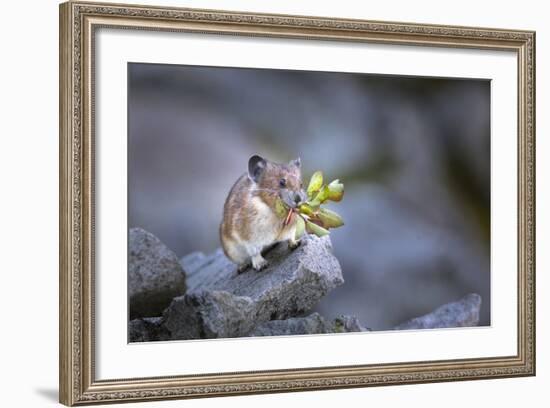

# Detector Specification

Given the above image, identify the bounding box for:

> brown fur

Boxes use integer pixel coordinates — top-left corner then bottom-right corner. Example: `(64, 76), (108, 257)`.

(220, 157), (304, 270)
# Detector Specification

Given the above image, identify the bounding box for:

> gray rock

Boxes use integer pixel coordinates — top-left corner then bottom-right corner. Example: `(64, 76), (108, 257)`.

(394, 293), (481, 330)
(180, 251), (214, 293)
(163, 291), (255, 339)
(250, 313), (368, 337)
(251, 313), (330, 336)
(332, 315), (369, 333)
(163, 234), (343, 339)
(128, 317), (171, 342)
(129, 227), (187, 319)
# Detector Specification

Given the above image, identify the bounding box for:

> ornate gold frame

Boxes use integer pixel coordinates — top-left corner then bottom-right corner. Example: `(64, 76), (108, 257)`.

(59, 1), (536, 405)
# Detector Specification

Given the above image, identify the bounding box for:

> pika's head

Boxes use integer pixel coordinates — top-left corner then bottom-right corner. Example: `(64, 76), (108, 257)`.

(248, 155), (307, 209)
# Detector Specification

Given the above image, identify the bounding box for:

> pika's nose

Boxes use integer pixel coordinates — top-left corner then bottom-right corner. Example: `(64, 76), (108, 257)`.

(293, 193), (302, 204)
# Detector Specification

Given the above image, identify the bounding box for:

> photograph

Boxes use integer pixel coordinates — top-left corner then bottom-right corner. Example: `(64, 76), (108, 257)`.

(0, 0), (543, 405)
(127, 63), (491, 342)
(57, 1), (536, 404)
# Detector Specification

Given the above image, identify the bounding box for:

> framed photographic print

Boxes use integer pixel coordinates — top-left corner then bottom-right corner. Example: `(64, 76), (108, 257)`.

(59, 1), (536, 405)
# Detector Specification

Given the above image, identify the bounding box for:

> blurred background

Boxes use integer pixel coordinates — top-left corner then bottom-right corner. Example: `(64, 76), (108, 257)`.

(128, 63), (490, 330)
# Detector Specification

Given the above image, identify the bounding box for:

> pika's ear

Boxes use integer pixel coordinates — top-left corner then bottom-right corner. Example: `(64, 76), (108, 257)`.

(248, 155), (267, 183)
(289, 157), (301, 168)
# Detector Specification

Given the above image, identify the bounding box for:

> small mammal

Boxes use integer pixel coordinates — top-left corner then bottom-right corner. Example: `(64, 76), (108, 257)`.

(220, 155), (307, 271)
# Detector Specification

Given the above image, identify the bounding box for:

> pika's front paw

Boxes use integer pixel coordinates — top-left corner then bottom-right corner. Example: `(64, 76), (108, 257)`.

(252, 255), (268, 271)
(288, 238), (301, 250)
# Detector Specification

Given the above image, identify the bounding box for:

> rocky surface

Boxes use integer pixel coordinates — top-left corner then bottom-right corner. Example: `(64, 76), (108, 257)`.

(129, 227), (187, 319)
(163, 234), (343, 339)
(393, 293), (482, 330)
(128, 317), (171, 342)
(251, 313), (368, 337)
(127, 228), (482, 342)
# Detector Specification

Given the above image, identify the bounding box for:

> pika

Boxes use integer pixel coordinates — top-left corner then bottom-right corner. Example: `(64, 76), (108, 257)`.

(220, 155), (307, 272)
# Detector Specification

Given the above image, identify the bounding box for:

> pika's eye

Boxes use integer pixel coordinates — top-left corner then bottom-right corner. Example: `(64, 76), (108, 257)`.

(279, 178), (286, 188)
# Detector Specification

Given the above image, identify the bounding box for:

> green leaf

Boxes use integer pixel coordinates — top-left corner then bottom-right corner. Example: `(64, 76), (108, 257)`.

(305, 220), (330, 237)
(307, 171), (323, 197)
(328, 179), (344, 191)
(318, 208), (344, 228)
(313, 185), (331, 205)
(327, 180), (344, 202)
(328, 191), (344, 202)
(295, 215), (306, 239)
(307, 198), (321, 208)
(298, 203), (315, 216)
(274, 198), (287, 218)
